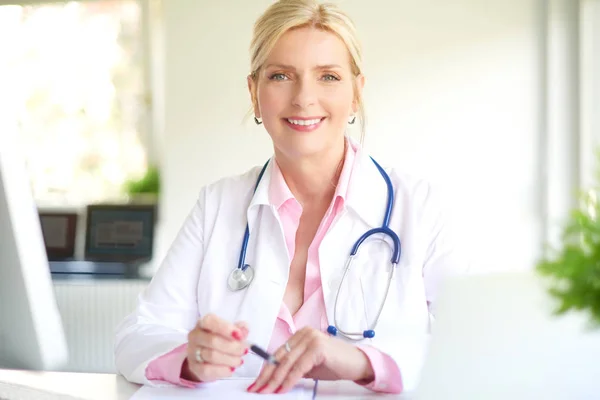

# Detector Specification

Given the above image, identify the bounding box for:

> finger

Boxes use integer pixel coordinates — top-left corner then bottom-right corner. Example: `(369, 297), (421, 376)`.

(276, 349), (319, 394)
(273, 329), (329, 394)
(199, 314), (245, 341)
(246, 356), (278, 393)
(247, 330), (309, 394)
(276, 330), (326, 394)
(259, 336), (314, 394)
(189, 361), (235, 382)
(189, 330), (248, 357)
(265, 341), (311, 394)
(234, 321), (249, 340)
(188, 345), (245, 369)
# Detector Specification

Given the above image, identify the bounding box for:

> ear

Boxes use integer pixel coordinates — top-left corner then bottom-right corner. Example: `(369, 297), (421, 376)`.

(352, 74), (365, 114)
(247, 75), (261, 118)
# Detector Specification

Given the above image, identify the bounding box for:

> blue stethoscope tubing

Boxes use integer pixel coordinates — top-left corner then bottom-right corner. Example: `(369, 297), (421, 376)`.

(228, 156), (401, 341)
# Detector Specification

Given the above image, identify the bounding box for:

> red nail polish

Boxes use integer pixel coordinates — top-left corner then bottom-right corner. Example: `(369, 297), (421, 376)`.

(232, 331), (242, 341)
(244, 348), (249, 355)
(240, 359), (244, 366)
(230, 367), (235, 372)
(247, 383), (255, 392)
(257, 384), (270, 393)
(275, 385), (283, 394)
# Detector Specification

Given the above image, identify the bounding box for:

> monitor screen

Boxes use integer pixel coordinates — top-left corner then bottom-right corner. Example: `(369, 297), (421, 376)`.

(84, 204), (156, 263)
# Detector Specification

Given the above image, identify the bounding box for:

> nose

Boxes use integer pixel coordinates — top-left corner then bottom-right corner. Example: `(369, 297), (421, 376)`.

(291, 78), (317, 109)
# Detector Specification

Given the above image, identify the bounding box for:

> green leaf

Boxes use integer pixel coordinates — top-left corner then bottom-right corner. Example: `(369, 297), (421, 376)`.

(536, 164), (600, 326)
(123, 166), (160, 195)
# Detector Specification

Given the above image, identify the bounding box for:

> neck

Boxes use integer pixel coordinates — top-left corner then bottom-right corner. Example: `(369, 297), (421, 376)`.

(275, 138), (346, 208)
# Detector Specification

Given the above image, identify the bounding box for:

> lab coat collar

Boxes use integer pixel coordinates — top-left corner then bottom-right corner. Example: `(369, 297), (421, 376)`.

(345, 143), (390, 229)
(246, 136), (389, 230)
(247, 158), (274, 211)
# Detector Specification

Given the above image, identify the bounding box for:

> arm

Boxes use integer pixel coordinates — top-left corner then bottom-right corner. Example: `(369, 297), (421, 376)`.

(114, 189), (207, 386)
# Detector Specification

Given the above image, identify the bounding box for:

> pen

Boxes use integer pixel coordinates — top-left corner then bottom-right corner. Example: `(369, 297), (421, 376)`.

(249, 343), (280, 365)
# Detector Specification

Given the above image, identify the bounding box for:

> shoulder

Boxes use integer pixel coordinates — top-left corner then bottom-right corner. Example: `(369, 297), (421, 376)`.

(386, 167), (441, 210)
(353, 145), (439, 209)
(377, 163), (451, 228)
(384, 165), (458, 246)
(201, 164), (264, 200)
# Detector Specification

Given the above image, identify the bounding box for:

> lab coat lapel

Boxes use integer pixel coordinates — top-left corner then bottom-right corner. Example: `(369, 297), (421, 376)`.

(319, 149), (389, 339)
(246, 158), (273, 228)
(233, 159), (290, 375)
(345, 149), (389, 229)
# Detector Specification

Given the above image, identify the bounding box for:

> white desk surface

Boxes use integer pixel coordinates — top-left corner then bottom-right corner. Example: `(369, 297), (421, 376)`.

(0, 369), (409, 399)
(0, 369), (139, 400)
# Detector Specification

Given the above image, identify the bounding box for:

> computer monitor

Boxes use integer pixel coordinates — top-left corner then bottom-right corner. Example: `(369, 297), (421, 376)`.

(0, 128), (68, 370)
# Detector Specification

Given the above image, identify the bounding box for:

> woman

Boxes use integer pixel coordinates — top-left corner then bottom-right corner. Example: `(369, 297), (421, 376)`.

(115, 0), (466, 395)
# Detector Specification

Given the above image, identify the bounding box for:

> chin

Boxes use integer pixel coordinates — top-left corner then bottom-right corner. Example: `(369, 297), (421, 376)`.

(268, 119), (344, 158)
(276, 136), (338, 161)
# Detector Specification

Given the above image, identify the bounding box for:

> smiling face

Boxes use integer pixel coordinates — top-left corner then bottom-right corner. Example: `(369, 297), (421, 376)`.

(248, 26), (364, 162)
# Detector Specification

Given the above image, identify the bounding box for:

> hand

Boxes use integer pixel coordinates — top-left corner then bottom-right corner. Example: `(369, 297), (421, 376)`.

(246, 327), (374, 394)
(182, 314), (249, 382)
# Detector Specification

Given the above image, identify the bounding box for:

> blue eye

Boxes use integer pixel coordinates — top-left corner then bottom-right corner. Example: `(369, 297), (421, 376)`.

(269, 73), (288, 81)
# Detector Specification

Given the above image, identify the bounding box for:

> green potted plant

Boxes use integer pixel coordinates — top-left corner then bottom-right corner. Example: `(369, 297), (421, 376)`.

(123, 165), (160, 204)
(536, 160), (600, 326)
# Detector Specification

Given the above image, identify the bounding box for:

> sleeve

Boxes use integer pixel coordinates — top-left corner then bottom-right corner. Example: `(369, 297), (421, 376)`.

(355, 345), (403, 393)
(114, 189), (207, 386)
(145, 344), (200, 388)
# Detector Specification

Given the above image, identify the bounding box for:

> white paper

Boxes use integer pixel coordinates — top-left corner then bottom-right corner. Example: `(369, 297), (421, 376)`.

(130, 378), (315, 400)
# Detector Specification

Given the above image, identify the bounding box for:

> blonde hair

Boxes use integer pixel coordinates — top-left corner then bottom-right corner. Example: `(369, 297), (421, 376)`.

(249, 0), (366, 141)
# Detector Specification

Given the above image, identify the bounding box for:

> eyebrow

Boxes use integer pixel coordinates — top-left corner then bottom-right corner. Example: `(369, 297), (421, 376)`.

(264, 63), (343, 71)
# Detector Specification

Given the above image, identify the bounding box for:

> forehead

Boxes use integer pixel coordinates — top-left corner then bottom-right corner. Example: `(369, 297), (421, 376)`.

(266, 26), (351, 69)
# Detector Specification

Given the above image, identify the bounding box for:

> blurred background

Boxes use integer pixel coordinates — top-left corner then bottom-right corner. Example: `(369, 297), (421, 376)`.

(0, 0), (598, 374)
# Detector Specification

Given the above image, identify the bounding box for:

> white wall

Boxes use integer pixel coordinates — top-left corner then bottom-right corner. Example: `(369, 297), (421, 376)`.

(155, 0), (550, 273)
(581, 0), (600, 190)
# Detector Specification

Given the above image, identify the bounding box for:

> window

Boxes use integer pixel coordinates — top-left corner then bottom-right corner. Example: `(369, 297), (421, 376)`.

(0, 0), (151, 207)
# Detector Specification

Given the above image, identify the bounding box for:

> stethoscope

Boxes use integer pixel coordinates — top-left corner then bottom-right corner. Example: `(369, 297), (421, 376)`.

(227, 157), (401, 341)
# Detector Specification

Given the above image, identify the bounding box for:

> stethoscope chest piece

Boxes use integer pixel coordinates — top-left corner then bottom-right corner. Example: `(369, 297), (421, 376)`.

(227, 265), (254, 291)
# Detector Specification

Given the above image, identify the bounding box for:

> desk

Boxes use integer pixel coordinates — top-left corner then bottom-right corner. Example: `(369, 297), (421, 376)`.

(0, 370), (409, 399)
(0, 369), (139, 400)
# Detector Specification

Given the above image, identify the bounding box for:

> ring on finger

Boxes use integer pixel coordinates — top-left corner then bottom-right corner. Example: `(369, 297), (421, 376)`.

(284, 342), (291, 353)
(195, 348), (204, 363)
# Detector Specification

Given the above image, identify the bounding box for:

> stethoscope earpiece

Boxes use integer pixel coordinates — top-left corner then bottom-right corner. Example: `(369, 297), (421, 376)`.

(327, 325), (376, 339)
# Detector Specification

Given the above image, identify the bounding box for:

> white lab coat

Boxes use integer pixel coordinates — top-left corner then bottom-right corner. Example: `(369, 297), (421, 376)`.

(114, 144), (467, 391)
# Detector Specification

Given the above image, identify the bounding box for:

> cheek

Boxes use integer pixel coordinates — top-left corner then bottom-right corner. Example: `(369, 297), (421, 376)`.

(258, 85), (288, 118)
(324, 89), (354, 120)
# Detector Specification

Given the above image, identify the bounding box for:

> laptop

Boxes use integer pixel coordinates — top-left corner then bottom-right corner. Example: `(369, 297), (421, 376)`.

(415, 271), (600, 400)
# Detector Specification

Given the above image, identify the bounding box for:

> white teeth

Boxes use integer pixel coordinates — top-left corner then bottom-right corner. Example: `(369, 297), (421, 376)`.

(287, 118), (321, 126)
